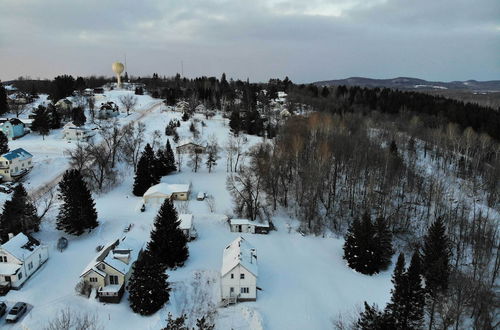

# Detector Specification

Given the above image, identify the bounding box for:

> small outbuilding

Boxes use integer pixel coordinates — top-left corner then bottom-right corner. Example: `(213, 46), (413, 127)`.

(143, 183), (191, 205)
(178, 214), (197, 241)
(229, 219), (270, 234)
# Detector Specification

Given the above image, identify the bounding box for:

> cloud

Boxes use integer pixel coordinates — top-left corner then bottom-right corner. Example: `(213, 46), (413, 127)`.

(0, 0), (498, 82)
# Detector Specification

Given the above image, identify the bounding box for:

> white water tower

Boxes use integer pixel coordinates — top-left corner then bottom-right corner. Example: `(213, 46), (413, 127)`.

(112, 61), (125, 88)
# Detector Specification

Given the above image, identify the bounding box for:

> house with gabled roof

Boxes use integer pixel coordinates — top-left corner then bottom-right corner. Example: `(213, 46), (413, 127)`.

(176, 139), (206, 154)
(221, 237), (258, 304)
(80, 236), (143, 303)
(0, 118), (26, 139)
(0, 233), (49, 292)
(143, 182), (191, 205)
(0, 148), (33, 182)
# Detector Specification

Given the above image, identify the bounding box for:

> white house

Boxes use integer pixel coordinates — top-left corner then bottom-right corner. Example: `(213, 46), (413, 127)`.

(143, 183), (191, 205)
(80, 236), (143, 303)
(62, 122), (96, 141)
(229, 219), (270, 234)
(221, 237), (258, 303)
(0, 233), (49, 291)
(0, 148), (33, 182)
(178, 214), (197, 241)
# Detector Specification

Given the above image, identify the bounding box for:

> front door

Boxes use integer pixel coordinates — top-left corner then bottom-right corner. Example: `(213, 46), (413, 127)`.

(4, 276), (10, 283)
(238, 225), (242, 232)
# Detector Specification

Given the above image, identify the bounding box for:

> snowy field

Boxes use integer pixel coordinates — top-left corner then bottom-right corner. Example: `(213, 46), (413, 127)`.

(1, 89), (394, 329)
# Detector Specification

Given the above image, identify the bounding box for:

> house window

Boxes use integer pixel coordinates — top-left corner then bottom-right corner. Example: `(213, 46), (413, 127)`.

(39, 254), (41, 260)
(230, 287), (234, 293)
(240, 287), (249, 294)
(240, 273), (245, 279)
(18, 272), (23, 280)
(28, 262), (33, 270)
(89, 277), (98, 283)
(0, 256), (6, 262)
(109, 275), (119, 285)
(230, 274), (234, 279)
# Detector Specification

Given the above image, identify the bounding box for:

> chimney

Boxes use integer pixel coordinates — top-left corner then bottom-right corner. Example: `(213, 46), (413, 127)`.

(8, 233), (14, 241)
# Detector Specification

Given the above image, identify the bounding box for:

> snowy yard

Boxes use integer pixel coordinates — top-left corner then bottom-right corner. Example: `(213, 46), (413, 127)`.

(0, 90), (394, 329)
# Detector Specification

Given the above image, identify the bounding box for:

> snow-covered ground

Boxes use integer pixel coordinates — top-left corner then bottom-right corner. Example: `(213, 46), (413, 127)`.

(0, 89), (394, 329)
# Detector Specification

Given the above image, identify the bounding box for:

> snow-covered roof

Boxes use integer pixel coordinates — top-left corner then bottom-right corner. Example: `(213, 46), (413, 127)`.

(3, 85), (17, 91)
(230, 219), (270, 227)
(143, 183), (191, 197)
(0, 118), (24, 126)
(80, 237), (143, 277)
(221, 237), (258, 277)
(176, 139), (205, 148)
(178, 214), (193, 230)
(1, 233), (38, 261)
(1, 148), (33, 161)
(0, 263), (21, 276)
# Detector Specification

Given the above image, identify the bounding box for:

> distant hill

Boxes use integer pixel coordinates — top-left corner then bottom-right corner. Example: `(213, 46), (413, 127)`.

(314, 77), (500, 92)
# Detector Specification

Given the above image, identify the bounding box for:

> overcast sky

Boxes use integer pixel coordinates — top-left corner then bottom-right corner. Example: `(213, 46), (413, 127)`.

(1, 0), (499, 83)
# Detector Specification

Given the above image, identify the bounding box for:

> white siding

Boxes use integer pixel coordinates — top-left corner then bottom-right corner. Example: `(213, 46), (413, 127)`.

(221, 264), (257, 301)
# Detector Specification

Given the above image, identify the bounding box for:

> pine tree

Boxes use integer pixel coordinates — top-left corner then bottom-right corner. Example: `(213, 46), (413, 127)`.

(72, 107), (86, 126)
(422, 217), (451, 295)
(0, 131), (9, 154)
(343, 218), (362, 272)
(56, 169), (98, 235)
(422, 217), (450, 329)
(147, 199), (189, 269)
(196, 316), (215, 330)
(31, 105), (50, 139)
(229, 110), (241, 135)
(0, 184), (39, 242)
(132, 144), (160, 196)
(359, 212), (377, 274)
(406, 252), (425, 329)
(356, 302), (391, 330)
(163, 313), (187, 330)
(165, 139), (177, 173)
(128, 251), (170, 316)
(374, 217), (393, 270)
(0, 85), (9, 115)
(47, 104), (62, 129)
(155, 148), (169, 177)
(385, 253), (408, 329)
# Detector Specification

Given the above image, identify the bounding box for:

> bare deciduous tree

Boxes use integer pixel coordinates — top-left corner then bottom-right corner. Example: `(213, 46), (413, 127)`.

(119, 94), (138, 115)
(43, 308), (102, 330)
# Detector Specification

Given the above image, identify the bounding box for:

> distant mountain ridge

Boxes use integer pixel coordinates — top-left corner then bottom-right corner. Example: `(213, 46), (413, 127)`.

(314, 77), (500, 92)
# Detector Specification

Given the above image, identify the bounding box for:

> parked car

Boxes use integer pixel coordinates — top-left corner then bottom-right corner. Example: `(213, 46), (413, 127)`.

(0, 302), (6, 317)
(0, 185), (11, 194)
(197, 192), (206, 201)
(6, 302), (27, 323)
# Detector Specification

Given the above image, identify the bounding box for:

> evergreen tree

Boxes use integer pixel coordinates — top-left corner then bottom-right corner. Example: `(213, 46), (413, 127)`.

(165, 139), (177, 173)
(422, 217), (451, 295)
(47, 104), (62, 129)
(128, 251), (170, 316)
(147, 199), (189, 269)
(406, 252), (425, 329)
(385, 253), (408, 329)
(49, 75), (75, 101)
(356, 302), (392, 330)
(0, 184), (39, 241)
(132, 144), (160, 196)
(56, 169), (98, 235)
(196, 316), (215, 330)
(344, 213), (393, 275)
(374, 216), (393, 270)
(0, 85), (9, 115)
(422, 217), (450, 329)
(163, 313), (187, 330)
(0, 131), (9, 154)
(31, 105), (50, 139)
(155, 148), (169, 177)
(229, 110), (241, 135)
(72, 106), (86, 126)
(343, 218), (362, 272)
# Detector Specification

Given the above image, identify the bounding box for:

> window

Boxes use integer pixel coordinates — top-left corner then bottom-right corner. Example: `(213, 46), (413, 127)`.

(18, 272), (23, 280)
(240, 287), (249, 294)
(28, 262), (33, 270)
(39, 254), (41, 260)
(240, 273), (245, 279)
(0, 256), (6, 262)
(230, 287), (234, 293)
(230, 274), (234, 279)
(109, 275), (119, 285)
(89, 277), (98, 283)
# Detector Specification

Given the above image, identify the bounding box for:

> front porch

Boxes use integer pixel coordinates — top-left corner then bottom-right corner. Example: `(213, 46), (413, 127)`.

(97, 284), (124, 303)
